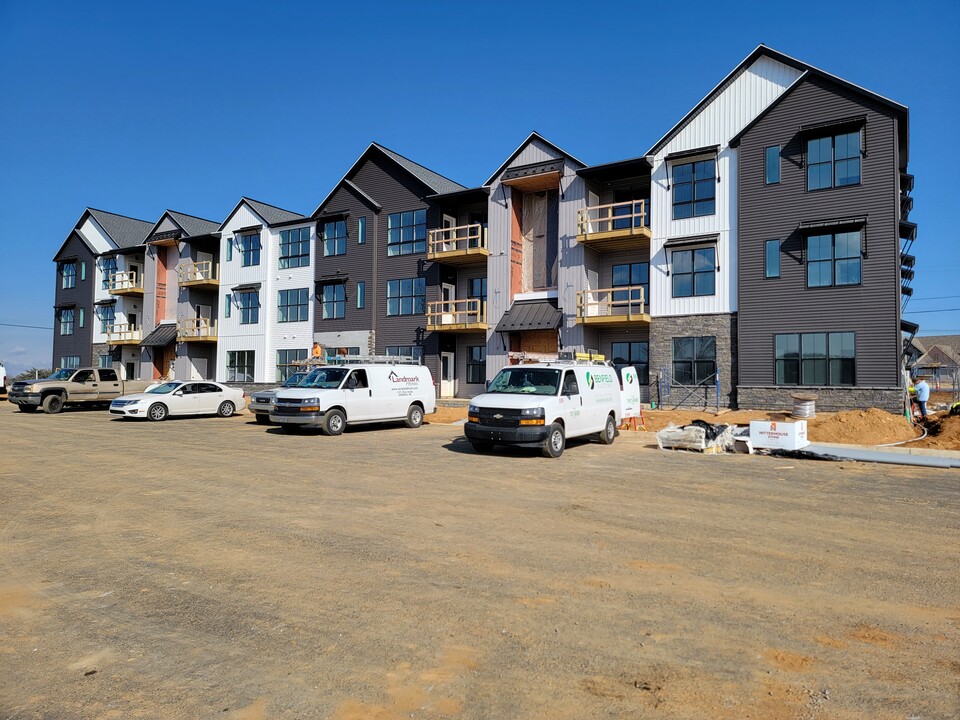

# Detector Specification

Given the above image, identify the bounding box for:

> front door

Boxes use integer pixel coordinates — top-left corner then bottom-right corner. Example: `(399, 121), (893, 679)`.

(441, 284), (456, 324)
(196, 304), (212, 336)
(196, 251), (213, 281)
(440, 352), (455, 397)
(191, 357), (207, 381)
(442, 214), (456, 252)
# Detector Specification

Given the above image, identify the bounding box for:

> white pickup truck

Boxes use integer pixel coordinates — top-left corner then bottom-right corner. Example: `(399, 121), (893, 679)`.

(8, 367), (153, 414)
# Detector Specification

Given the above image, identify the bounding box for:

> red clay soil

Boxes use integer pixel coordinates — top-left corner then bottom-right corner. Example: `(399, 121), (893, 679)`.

(913, 411), (960, 450)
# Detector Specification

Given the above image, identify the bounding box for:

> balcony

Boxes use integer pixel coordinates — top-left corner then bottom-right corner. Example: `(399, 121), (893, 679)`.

(576, 201), (651, 252)
(575, 287), (650, 327)
(178, 260), (219, 288)
(106, 323), (142, 345)
(177, 318), (218, 342)
(426, 298), (488, 333)
(108, 271), (144, 296)
(427, 224), (489, 265)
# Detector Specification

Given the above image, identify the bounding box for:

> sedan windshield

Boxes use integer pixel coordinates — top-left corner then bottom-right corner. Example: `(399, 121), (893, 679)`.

(488, 368), (561, 396)
(49, 369), (74, 381)
(300, 368), (348, 389)
(147, 382), (182, 394)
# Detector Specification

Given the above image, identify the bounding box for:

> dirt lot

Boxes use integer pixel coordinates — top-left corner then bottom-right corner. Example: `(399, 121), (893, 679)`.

(1, 403), (959, 719)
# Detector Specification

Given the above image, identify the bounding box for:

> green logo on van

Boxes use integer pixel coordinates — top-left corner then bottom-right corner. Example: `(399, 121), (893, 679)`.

(585, 372), (595, 390)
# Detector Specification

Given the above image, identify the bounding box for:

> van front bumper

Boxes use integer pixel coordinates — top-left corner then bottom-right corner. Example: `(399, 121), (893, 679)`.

(464, 422), (549, 446)
(8, 392), (41, 406)
(269, 411), (323, 426)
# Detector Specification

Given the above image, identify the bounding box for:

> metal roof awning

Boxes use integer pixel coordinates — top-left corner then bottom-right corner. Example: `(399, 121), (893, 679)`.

(799, 115), (867, 135)
(899, 220), (917, 241)
(231, 282), (262, 292)
(798, 216), (867, 231)
(663, 233), (719, 249)
(900, 319), (919, 336)
(501, 159), (564, 192)
(664, 145), (719, 162)
(495, 299), (562, 333)
(139, 323), (177, 348)
(94, 298), (117, 306)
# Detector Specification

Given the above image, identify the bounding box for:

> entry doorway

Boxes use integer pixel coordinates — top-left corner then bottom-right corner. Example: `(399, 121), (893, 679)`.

(191, 357), (207, 381)
(440, 351), (455, 397)
(441, 283), (456, 324)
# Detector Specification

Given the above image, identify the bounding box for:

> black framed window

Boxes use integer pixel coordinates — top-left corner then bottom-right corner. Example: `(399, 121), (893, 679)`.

(323, 220), (347, 257)
(765, 146), (781, 184)
(98, 354), (113, 369)
(468, 277), (487, 302)
(278, 288), (309, 323)
(62, 262), (77, 289)
(101, 257), (117, 289)
(223, 294), (231, 319)
(60, 356), (81, 370)
(612, 262), (649, 308)
(98, 305), (115, 333)
(239, 233), (261, 267)
(611, 341), (649, 385)
(776, 332), (855, 386)
(386, 278), (426, 316)
(765, 240), (780, 278)
(279, 227), (310, 268)
(226, 350), (255, 382)
(807, 130), (861, 191)
(672, 336), (716, 386)
(807, 231), (861, 287)
(78, 307), (85, 328)
(358, 217), (367, 244)
(467, 346), (486, 384)
(672, 159), (715, 219)
(276, 348), (308, 382)
(387, 209), (427, 256)
(238, 290), (259, 324)
(357, 281), (365, 309)
(319, 282), (346, 320)
(59, 308), (74, 335)
(386, 345), (424, 361)
(671, 247), (715, 297)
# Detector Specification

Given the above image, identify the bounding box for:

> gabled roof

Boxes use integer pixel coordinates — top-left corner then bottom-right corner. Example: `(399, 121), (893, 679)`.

(312, 142), (466, 216)
(916, 335), (960, 357)
(219, 197), (304, 231)
(53, 207), (153, 261)
(917, 344), (960, 369)
(87, 208), (154, 249)
(313, 178), (382, 218)
(483, 132), (586, 187)
(146, 210), (219, 240)
(647, 44), (908, 157)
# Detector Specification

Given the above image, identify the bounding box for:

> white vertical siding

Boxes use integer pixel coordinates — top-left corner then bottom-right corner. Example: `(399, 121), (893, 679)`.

(216, 203), (270, 382)
(649, 55), (802, 318)
(266, 223), (314, 383)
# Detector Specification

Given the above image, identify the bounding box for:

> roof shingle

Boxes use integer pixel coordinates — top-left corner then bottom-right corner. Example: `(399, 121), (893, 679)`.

(88, 208), (154, 249)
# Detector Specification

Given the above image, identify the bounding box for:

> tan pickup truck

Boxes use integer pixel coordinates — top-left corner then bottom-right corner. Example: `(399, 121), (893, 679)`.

(8, 368), (153, 414)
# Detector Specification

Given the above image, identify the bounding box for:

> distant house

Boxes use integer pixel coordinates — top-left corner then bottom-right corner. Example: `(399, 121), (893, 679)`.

(914, 336), (960, 382)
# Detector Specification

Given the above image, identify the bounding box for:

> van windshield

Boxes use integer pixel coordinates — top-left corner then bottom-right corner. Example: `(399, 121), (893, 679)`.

(300, 368), (348, 389)
(488, 368), (561, 396)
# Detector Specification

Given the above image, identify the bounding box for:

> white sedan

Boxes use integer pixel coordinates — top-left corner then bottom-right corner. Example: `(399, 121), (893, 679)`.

(109, 381), (245, 421)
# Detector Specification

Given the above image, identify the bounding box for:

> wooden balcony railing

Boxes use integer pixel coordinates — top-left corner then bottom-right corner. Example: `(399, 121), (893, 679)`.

(427, 224), (489, 264)
(106, 323), (141, 344)
(177, 318), (217, 340)
(107, 271), (144, 294)
(178, 260), (218, 286)
(426, 298), (488, 332)
(576, 286), (649, 325)
(576, 201), (650, 250)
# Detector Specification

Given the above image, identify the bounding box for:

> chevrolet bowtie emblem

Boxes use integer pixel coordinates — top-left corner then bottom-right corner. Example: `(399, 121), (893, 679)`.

(493, 413), (503, 419)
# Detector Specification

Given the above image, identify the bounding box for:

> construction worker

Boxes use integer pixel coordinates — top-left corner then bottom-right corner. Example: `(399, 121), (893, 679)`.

(311, 342), (323, 359)
(914, 377), (930, 419)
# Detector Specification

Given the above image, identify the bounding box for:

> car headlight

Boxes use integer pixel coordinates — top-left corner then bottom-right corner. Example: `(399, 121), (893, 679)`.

(24, 385), (36, 392)
(520, 407), (544, 417)
(302, 398), (320, 405)
(468, 404), (479, 414)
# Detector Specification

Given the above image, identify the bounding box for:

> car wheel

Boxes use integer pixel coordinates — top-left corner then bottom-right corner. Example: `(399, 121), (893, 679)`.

(18, 404), (38, 413)
(255, 414), (272, 425)
(42, 394), (64, 414)
(541, 423), (565, 458)
(147, 403), (168, 422)
(217, 401), (235, 418)
(598, 414), (617, 445)
(322, 409), (346, 436)
(470, 440), (494, 454)
(405, 403), (424, 429)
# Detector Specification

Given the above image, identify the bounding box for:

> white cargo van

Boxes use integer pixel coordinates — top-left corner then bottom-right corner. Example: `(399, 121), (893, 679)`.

(269, 357), (436, 435)
(465, 361), (629, 458)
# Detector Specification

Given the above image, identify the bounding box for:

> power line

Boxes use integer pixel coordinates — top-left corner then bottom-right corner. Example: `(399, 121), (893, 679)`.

(909, 295), (960, 301)
(904, 308), (960, 314)
(0, 322), (53, 330)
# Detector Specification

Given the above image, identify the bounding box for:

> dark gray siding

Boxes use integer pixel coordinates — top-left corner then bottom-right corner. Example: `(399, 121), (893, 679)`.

(52, 233), (95, 367)
(737, 75), (903, 390)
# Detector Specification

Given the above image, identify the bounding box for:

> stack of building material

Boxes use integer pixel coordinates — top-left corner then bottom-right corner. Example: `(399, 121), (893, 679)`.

(656, 422), (734, 454)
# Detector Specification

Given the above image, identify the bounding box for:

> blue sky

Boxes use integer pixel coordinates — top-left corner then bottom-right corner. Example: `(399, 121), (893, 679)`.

(0, 0), (956, 377)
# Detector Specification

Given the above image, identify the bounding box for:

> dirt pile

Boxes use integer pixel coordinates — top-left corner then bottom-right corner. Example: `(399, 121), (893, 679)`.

(427, 405), (469, 424)
(914, 411), (960, 450)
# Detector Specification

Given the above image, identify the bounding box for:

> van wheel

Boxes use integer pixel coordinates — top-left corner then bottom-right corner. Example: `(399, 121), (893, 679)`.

(322, 409), (346, 436)
(42, 394), (64, 414)
(598, 414), (617, 445)
(405, 404), (424, 429)
(255, 414), (272, 425)
(542, 423), (565, 458)
(18, 405), (38, 413)
(217, 401), (235, 418)
(147, 403), (168, 422)
(470, 440), (494, 454)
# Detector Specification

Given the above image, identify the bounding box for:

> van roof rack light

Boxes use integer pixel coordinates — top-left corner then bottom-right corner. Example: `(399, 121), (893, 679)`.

(293, 354), (422, 367)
